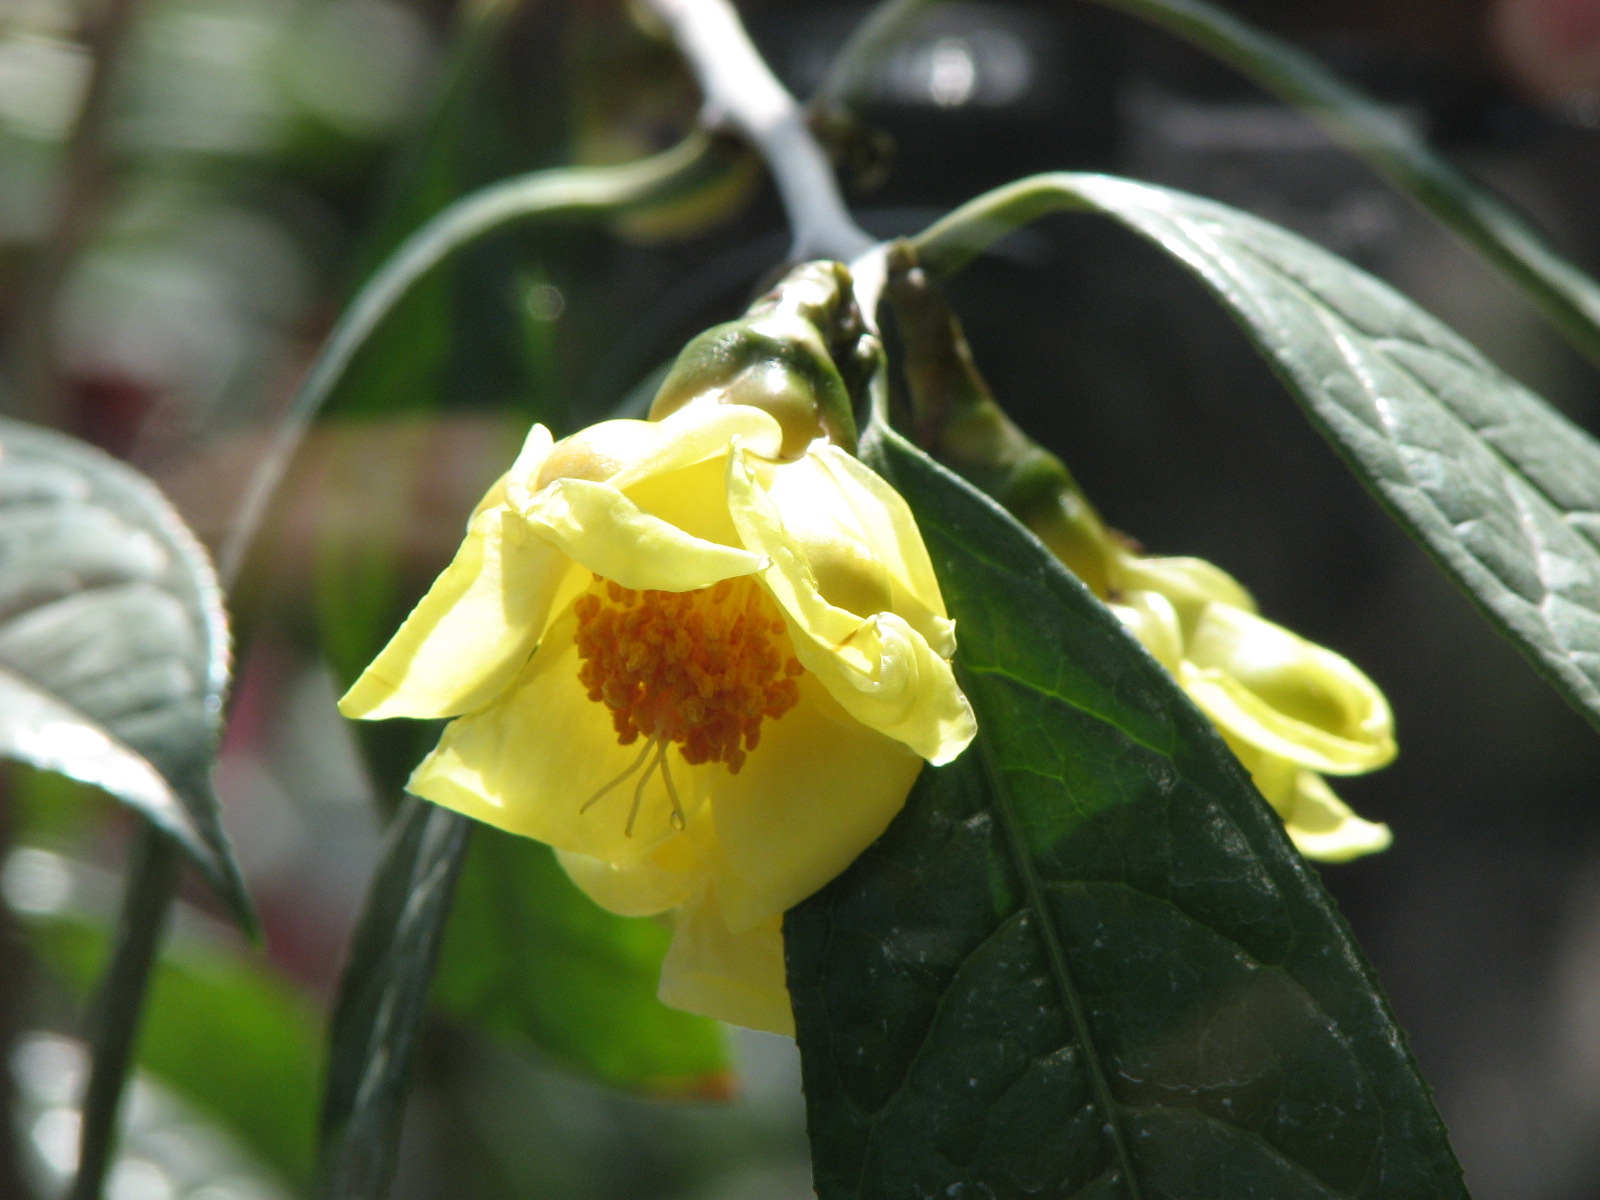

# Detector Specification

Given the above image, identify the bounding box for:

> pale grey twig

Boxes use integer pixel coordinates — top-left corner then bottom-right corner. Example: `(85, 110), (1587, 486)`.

(644, 0), (873, 263)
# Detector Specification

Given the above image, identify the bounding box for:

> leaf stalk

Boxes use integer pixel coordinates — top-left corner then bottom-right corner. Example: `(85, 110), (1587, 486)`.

(68, 822), (181, 1200)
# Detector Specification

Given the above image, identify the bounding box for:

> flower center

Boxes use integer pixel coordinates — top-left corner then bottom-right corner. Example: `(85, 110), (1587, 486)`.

(574, 575), (804, 778)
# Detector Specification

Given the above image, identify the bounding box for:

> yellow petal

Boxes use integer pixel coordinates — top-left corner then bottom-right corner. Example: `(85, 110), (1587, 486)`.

(1224, 740), (1390, 861)
(406, 609), (707, 865)
(524, 405), (781, 495)
(1119, 554), (1257, 631)
(727, 448), (976, 765)
(338, 507), (570, 720)
(521, 478), (762, 593)
(556, 836), (710, 918)
(1223, 736), (1297, 818)
(1281, 771), (1393, 862)
(659, 888), (792, 1036)
(1111, 589), (1184, 672)
(478, 423), (556, 518)
(707, 676), (922, 932)
(619, 453), (744, 550)
(779, 446), (956, 656)
(761, 457), (897, 620)
(1179, 604), (1396, 774)
(611, 402), (784, 486)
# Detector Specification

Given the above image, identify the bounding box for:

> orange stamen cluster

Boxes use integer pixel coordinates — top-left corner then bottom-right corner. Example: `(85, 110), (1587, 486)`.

(574, 575), (804, 774)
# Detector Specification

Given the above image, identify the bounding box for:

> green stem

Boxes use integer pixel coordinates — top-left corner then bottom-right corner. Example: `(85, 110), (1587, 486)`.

(216, 134), (740, 588)
(68, 822), (180, 1200)
(882, 242), (1118, 595)
(0, 775), (32, 1200)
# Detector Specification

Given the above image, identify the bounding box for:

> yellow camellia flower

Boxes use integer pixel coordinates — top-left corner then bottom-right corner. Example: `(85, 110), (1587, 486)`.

(339, 400), (976, 1035)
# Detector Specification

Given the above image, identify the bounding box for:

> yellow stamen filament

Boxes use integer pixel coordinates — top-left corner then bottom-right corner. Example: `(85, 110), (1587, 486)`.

(574, 576), (805, 794)
(626, 744), (658, 838)
(580, 739), (654, 815)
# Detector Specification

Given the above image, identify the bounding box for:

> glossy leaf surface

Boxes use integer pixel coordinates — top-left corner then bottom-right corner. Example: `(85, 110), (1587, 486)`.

(785, 428), (1466, 1200)
(919, 172), (1600, 736)
(436, 827), (730, 1095)
(0, 419), (248, 923)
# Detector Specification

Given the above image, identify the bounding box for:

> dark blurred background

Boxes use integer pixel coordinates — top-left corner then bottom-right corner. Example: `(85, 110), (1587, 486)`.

(6, 0), (1600, 1197)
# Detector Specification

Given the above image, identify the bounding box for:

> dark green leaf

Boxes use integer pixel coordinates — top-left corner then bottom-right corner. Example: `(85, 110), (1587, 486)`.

(321, 794), (472, 1200)
(0, 418), (250, 927)
(1085, 0), (1600, 364)
(22, 853), (321, 1190)
(785, 427), (1466, 1200)
(918, 172), (1600, 737)
(436, 826), (731, 1097)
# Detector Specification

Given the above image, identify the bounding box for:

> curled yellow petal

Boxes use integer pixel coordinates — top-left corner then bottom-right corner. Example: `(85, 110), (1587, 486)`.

(521, 478), (763, 593)
(1225, 738), (1391, 862)
(474, 423), (557, 519)
(659, 889), (792, 1036)
(727, 448), (976, 765)
(527, 403), (781, 500)
(1119, 554), (1257, 629)
(1111, 589), (1184, 673)
(1179, 604), (1395, 775)
(1279, 771), (1393, 862)
(786, 446), (956, 656)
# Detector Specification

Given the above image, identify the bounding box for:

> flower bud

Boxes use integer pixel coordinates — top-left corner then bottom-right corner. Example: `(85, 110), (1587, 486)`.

(649, 262), (862, 458)
(1105, 551), (1394, 860)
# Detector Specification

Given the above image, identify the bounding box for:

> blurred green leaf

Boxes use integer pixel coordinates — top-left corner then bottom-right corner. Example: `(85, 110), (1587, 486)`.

(436, 826), (731, 1097)
(0, 418), (251, 929)
(24, 875), (320, 1191)
(329, 0), (527, 425)
(321, 794), (472, 1200)
(308, 0), (529, 730)
(919, 172), (1600, 739)
(785, 427), (1466, 1199)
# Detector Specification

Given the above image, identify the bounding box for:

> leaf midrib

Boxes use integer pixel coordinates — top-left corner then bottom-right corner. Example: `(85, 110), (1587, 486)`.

(964, 662), (1144, 1200)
